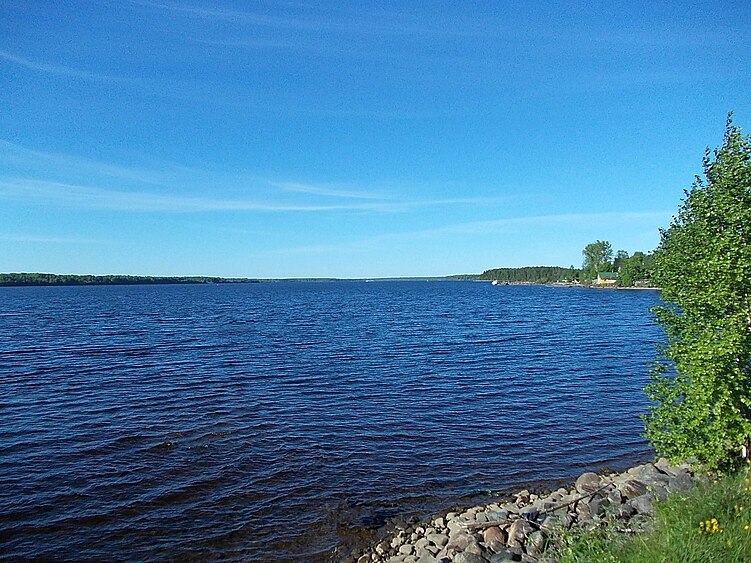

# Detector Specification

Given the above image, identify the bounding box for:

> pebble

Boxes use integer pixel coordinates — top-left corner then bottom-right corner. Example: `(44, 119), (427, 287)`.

(352, 459), (698, 563)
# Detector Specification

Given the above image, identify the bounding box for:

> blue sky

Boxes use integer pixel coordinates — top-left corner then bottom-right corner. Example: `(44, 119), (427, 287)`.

(1, 1), (750, 278)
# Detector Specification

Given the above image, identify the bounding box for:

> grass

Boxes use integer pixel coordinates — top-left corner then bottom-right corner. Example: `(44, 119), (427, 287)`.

(548, 466), (751, 563)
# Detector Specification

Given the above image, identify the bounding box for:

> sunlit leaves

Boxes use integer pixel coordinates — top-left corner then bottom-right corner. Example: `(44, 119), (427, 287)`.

(644, 116), (751, 469)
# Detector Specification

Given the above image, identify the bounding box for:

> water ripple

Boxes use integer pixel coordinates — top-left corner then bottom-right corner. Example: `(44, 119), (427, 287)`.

(0, 282), (661, 561)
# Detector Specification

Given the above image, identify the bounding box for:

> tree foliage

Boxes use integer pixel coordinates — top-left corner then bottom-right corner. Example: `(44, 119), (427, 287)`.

(644, 116), (751, 469)
(0, 273), (256, 286)
(479, 266), (579, 284)
(582, 240), (613, 280)
(617, 251), (655, 287)
(613, 250), (630, 272)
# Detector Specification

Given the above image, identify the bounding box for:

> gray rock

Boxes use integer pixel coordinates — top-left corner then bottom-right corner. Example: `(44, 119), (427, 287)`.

(454, 553), (487, 563)
(441, 530), (473, 555)
(629, 494), (655, 516)
(619, 479), (648, 499)
(654, 458), (694, 479)
(666, 471), (695, 493)
(447, 520), (465, 536)
(466, 538), (486, 556)
(487, 510), (509, 522)
(474, 511), (489, 524)
(434, 516), (446, 528)
(575, 472), (602, 494)
(490, 547), (523, 562)
(399, 544), (414, 556)
(426, 533), (448, 548)
(503, 503), (520, 514)
(415, 551), (438, 563)
(653, 483), (669, 501)
(629, 464), (670, 486)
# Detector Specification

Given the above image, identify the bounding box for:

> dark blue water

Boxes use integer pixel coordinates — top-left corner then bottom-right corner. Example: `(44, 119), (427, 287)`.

(0, 282), (660, 561)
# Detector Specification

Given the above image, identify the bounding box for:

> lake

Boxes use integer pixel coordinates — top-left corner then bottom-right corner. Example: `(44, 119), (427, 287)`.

(0, 281), (661, 561)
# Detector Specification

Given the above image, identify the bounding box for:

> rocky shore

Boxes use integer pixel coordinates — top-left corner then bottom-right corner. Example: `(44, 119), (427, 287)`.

(345, 459), (698, 563)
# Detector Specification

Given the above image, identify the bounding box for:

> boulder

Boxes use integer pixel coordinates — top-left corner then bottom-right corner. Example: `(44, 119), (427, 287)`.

(619, 479), (648, 499)
(575, 472), (602, 494)
(628, 464), (670, 487)
(666, 471), (695, 493)
(399, 544), (414, 556)
(426, 533), (448, 548)
(487, 510), (510, 522)
(629, 494), (655, 516)
(489, 547), (523, 562)
(474, 511), (489, 524)
(454, 553), (487, 563)
(438, 530), (482, 560)
(447, 520), (464, 536)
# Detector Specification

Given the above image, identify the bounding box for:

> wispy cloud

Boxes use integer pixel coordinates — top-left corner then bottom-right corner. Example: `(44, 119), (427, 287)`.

(0, 140), (170, 186)
(398, 211), (672, 238)
(0, 142), (508, 213)
(269, 181), (389, 200)
(0, 233), (109, 244)
(132, 0), (464, 37)
(0, 50), (124, 82)
(260, 210), (670, 257)
(0, 178), (377, 212)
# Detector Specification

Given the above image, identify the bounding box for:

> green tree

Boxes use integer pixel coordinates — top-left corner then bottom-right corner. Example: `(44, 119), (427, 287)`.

(582, 240), (613, 280)
(644, 116), (751, 469)
(617, 251), (648, 287)
(613, 250), (629, 272)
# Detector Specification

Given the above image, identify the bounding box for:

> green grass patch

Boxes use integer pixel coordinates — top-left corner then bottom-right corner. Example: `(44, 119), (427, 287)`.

(549, 467), (751, 563)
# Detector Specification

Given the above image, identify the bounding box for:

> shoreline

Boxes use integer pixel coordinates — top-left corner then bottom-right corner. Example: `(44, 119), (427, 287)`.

(339, 459), (697, 563)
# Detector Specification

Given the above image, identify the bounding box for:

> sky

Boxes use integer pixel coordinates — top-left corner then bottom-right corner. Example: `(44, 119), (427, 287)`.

(1, 1), (750, 278)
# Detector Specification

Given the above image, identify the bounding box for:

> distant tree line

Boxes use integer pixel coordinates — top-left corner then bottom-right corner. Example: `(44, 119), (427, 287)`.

(0, 273), (258, 286)
(478, 266), (580, 284)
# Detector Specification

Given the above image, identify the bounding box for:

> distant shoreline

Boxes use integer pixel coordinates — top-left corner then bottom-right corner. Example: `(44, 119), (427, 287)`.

(0, 273), (659, 290)
(0, 273), (475, 287)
